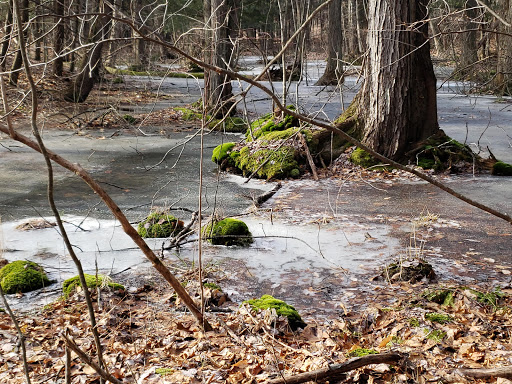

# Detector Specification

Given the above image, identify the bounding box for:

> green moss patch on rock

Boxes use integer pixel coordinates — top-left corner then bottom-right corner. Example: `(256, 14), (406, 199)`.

(212, 142), (236, 164)
(349, 147), (379, 168)
(0, 260), (51, 294)
(234, 145), (300, 180)
(137, 211), (184, 238)
(202, 218), (253, 246)
(492, 161), (512, 176)
(244, 294), (306, 330)
(173, 107), (248, 133)
(248, 110), (299, 140)
(62, 274), (124, 298)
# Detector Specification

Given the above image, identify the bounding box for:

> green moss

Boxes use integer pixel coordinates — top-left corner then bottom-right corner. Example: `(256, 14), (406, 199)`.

(203, 282), (222, 291)
(202, 218), (253, 246)
(350, 148), (379, 168)
(492, 161), (512, 176)
(425, 329), (446, 342)
(260, 127), (300, 142)
(173, 107), (247, 133)
(212, 142), (236, 163)
(235, 146), (299, 180)
(155, 368), (174, 376)
(413, 133), (475, 171)
(62, 274), (124, 298)
(122, 114), (136, 124)
(469, 287), (505, 311)
(220, 117), (248, 133)
(244, 294), (306, 329)
(175, 107), (202, 121)
(0, 260), (51, 294)
(423, 289), (455, 307)
(425, 312), (452, 324)
(137, 212), (184, 238)
(348, 348), (378, 357)
(408, 318), (420, 327)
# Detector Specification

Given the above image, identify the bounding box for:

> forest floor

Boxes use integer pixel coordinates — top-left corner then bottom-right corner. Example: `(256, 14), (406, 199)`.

(2, 74), (512, 383)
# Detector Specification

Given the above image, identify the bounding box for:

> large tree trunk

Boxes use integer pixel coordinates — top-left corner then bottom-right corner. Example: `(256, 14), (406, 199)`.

(345, 0), (438, 161)
(64, 0), (109, 103)
(316, 0), (342, 85)
(495, 0), (512, 95)
(203, 0), (236, 117)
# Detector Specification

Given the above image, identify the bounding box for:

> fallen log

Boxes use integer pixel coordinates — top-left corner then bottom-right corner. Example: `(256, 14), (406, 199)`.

(267, 352), (404, 384)
(454, 366), (512, 380)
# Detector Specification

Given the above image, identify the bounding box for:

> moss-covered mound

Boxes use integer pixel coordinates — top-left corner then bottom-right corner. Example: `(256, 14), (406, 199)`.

(245, 294), (306, 330)
(62, 274), (124, 298)
(407, 131), (477, 172)
(211, 108), (314, 180)
(202, 218), (253, 246)
(233, 145), (301, 180)
(212, 142), (237, 164)
(0, 260), (51, 294)
(137, 211), (184, 238)
(492, 161), (512, 176)
(174, 107), (248, 133)
(247, 110), (299, 140)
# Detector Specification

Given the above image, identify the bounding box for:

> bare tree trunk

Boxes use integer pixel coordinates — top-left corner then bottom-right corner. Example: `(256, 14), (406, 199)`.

(495, 0), (512, 95)
(316, 0), (342, 85)
(53, 0), (65, 76)
(64, 0), (109, 102)
(345, 0), (359, 58)
(203, 0), (235, 117)
(9, 0), (28, 86)
(33, 2), (42, 61)
(0, 0), (13, 69)
(457, 0), (479, 78)
(354, 0), (438, 160)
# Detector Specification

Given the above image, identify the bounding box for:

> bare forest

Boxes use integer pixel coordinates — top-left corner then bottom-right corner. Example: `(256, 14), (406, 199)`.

(0, 0), (512, 383)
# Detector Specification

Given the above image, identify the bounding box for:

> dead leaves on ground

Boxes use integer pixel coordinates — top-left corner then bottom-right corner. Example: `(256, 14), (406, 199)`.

(1, 281), (512, 383)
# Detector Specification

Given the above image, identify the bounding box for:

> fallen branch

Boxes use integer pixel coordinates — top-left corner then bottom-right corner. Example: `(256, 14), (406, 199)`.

(62, 334), (126, 384)
(455, 366), (512, 380)
(266, 352), (405, 384)
(255, 182), (282, 206)
(299, 132), (318, 180)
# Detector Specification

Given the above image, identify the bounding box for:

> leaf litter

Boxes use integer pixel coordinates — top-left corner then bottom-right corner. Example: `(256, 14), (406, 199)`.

(2, 268), (512, 383)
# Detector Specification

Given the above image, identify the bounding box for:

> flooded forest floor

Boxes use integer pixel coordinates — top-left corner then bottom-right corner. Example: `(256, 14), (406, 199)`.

(1, 70), (512, 383)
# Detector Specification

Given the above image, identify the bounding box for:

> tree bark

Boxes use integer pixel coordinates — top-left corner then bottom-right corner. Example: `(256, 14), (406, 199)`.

(53, 0), (65, 76)
(0, 0), (13, 69)
(354, 0), (438, 160)
(457, 0), (479, 78)
(203, 0), (236, 117)
(495, 0), (512, 95)
(9, 0), (28, 86)
(64, 0), (109, 102)
(316, 0), (342, 85)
